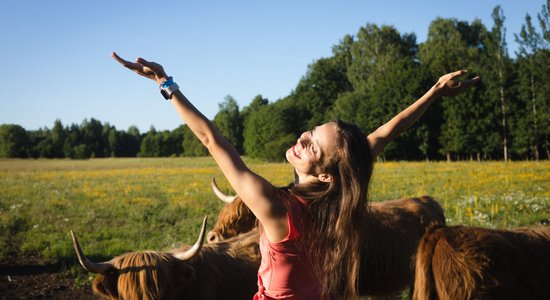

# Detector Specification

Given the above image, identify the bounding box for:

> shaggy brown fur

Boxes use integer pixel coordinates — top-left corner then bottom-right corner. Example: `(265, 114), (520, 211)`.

(413, 225), (550, 300)
(209, 195), (446, 297)
(207, 197), (257, 243)
(91, 229), (260, 300)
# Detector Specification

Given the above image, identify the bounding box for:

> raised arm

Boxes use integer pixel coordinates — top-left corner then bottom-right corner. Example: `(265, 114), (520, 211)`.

(367, 70), (480, 157)
(112, 53), (288, 240)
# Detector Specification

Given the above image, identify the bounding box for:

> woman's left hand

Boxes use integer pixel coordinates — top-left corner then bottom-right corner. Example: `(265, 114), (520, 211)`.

(112, 52), (169, 84)
(433, 70), (481, 97)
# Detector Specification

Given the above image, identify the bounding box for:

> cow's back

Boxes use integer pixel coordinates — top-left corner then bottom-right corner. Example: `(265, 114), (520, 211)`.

(413, 225), (550, 300)
(359, 196), (445, 296)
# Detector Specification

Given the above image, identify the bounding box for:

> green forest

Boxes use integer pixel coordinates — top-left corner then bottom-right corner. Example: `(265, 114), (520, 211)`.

(1, 5), (549, 161)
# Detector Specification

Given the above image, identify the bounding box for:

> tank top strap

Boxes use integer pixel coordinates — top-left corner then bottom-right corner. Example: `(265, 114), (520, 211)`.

(276, 189), (308, 241)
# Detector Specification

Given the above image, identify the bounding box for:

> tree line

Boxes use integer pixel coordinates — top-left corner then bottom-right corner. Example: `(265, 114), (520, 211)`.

(1, 4), (549, 161)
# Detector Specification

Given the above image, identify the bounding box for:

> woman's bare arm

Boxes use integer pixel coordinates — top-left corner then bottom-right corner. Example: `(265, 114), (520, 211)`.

(367, 70), (480, 157)
(112, 53), (289, 241)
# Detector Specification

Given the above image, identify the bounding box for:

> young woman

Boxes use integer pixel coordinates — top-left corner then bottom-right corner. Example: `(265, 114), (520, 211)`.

(112, 52), (479, 300)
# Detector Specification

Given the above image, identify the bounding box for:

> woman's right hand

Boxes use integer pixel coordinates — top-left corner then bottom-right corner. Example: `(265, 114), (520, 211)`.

(112, 52), (169, 85)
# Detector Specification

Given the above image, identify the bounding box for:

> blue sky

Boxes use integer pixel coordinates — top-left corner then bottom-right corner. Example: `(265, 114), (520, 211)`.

(0, 0), (546, 132)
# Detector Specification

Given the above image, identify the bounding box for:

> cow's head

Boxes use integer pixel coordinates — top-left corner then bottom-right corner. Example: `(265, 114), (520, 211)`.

(71, 217), (208, 300)
(207, 179), (256, 243)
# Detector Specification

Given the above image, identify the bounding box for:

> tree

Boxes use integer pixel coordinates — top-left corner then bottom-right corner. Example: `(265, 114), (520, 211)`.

(31, 120), (68, 158)
(28, 128), (47, 158)
(159, 129), (183, 157)
(213, 96), (244, 154)
(139, 126), (159, 157)
(292, 55), (352, 129)
(114, 126), (141, 157)
(105, 125), (118, 157)
(63, 124), (83, 159)
(243, 101), (299, 161)
(478, 6), (512, 161)
(347, 24), (417, 90)
(419, 18), (485, 160)
(491, 6), (510, 160)
(515, 14), (546, 160)
(330, 24), (435, 160)
(80, 118), (107, 158)
(538, 0), (550, 159)
(50, 120), (66, 158)
(35, 128), (54, 158)
(0, 124), (29, 158)
(540, 0), (550, 43)
(241, 95), (269, 127)
(182, 125), (208, 157)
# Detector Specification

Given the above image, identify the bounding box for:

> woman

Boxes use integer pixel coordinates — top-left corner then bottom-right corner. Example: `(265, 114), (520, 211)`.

(112, 52), (479, 299)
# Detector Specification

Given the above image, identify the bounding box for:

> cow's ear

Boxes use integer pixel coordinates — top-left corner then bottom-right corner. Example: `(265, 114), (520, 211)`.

(92, 271), (119, 298)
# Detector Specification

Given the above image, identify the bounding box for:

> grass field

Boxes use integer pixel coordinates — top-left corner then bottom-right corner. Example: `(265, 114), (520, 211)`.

(1, 158), (549, 279)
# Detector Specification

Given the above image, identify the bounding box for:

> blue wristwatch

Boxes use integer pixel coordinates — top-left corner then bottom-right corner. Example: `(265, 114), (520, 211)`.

(160, 77), (179, 100)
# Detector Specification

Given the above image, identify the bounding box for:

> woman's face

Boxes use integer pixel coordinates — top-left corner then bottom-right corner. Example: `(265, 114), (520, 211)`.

(286, 122), (338, 183)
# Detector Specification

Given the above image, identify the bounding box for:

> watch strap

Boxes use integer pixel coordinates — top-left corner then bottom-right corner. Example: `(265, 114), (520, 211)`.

(160, 81), (179, 100)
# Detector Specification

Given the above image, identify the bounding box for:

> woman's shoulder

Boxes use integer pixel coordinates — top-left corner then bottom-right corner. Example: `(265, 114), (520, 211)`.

(276, 188), (308, 212)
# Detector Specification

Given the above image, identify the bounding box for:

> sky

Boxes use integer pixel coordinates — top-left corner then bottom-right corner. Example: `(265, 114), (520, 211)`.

(0, 0), (547, 132)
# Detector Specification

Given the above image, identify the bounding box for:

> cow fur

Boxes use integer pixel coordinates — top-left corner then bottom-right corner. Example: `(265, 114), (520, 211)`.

(209, 194), (446, 297)
(89, 229), (260, 300)
(207, 197), (257, 243)
(359, 196), (445, 296)
(413, 225), (550, 300)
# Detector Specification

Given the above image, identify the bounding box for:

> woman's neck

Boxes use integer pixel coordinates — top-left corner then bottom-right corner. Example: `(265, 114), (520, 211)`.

(294, 170), (319, 185)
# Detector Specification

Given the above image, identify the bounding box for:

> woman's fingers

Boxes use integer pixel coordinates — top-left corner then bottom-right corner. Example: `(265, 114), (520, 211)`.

(111, 52), (125, 63)
(451, 75), (481, 96)
(112, 52), (138, 69)
(136, 57), (166, 77)
(112, 52), (158, 80)
(450, 70), (467, 79)
(436, 71), (480, 97)
(468, 76), (481, 83)
(458, 76), (480, 88)
(112, 52), (144, 73)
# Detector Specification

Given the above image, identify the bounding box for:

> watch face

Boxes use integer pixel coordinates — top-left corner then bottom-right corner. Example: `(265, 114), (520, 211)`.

(160, 89), (170, 100)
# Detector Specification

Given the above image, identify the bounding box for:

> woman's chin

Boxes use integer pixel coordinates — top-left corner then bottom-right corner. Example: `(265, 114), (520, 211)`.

(285, 149), (295, 165)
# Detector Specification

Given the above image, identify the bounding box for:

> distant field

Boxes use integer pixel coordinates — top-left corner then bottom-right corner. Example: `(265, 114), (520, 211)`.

(1, 158), (548, 268)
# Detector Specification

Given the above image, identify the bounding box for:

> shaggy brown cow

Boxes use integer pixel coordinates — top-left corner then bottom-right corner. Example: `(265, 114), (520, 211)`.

(208, 179), (446, 297)
(207, 179), (257, 243)
(71, 217), (261, 300)
(413, 225), (550, 300)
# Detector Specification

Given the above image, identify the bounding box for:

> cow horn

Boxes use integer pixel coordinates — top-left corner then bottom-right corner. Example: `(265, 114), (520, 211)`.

(174, 216), (208, 261)
(211, 178), (238, 203)
(70, 231), (113, 274)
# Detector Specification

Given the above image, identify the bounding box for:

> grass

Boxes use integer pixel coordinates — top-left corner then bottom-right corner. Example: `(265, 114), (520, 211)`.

(1, 158), (548, 270)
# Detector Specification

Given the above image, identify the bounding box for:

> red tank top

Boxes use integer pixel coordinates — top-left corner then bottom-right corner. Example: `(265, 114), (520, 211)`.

(253, 189), (324, 300)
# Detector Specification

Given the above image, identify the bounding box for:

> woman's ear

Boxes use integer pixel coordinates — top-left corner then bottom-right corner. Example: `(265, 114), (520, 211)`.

(318, 173), (334, 183)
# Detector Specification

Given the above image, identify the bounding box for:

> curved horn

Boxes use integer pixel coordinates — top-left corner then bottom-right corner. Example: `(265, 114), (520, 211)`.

(174, 216), (208, 261)
(211, 178), (238, 203)
(70, 231), (113, 274)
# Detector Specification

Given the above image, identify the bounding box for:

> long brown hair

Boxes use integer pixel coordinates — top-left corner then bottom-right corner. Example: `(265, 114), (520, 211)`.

(291, 120), (373, 299)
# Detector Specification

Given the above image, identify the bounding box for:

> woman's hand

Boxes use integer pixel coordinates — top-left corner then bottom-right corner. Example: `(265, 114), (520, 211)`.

(112, 52), (169, 84)
(433, 70), (481, 97)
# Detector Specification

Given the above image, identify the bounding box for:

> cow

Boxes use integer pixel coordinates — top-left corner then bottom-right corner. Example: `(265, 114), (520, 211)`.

(413, 225), (550, 300)
(71, 216), (261, 300)
(208, 179), (257, 244)
(208, 179), (447, 297)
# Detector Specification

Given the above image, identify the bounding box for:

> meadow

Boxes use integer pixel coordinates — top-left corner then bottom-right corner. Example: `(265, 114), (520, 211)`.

(1, 158), (548, 282)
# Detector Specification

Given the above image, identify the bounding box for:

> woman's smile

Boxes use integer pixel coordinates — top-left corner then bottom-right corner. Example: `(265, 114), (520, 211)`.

(292, 145), (301, 159)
